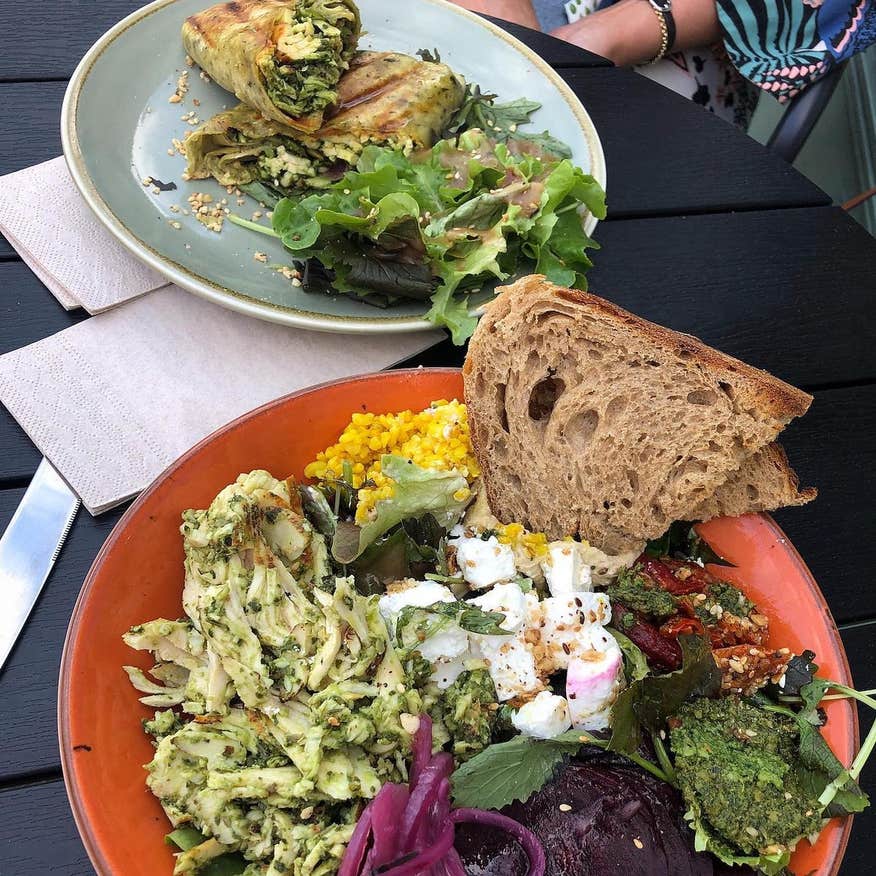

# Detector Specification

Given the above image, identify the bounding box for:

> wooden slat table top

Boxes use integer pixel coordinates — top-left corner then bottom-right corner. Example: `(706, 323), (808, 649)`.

(0, 4), (873, 874)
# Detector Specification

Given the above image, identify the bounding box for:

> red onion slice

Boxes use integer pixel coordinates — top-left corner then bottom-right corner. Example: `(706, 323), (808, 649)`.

(370, 783), (411, 865)
(409, 713), (433, 787)
(400, 755), (453, 849)
(442, 847), (468, 876)
(338, 801), (374, 876)
(339, 713), (546, 876)
(372, 823), (455, 876)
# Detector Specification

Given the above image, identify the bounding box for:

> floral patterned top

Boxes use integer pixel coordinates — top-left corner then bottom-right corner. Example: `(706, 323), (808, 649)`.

(717, 0), (876, 102)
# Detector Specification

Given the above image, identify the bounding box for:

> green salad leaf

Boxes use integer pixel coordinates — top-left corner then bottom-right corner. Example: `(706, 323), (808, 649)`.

(609, 628), (650, 683)
(233, 131), (605, 345)
(397, 600), (512, 642)
(444, 84), (574, 157)
(609, 634), (721, 754)
(166, 828), (206, 852)
(165, 829), (247, 876)
(331, 455), (469, 562)
(451, 727), (674, 811)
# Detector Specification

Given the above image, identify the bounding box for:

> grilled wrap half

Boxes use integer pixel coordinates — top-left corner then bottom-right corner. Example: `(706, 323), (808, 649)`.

(185, 51), (465, 191)
(182, 0), (361, 132)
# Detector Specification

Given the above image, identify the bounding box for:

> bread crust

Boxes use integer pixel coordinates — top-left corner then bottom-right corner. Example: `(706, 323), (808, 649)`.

(691, 442), (816, 520)
(463, 276), (814, 549)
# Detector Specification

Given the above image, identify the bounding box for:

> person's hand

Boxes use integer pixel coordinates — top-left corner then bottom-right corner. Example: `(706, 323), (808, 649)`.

(550, 15), (627, 64)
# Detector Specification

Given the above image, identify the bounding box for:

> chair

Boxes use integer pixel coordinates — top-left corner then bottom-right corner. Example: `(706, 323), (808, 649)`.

(766, 62), (848, 163)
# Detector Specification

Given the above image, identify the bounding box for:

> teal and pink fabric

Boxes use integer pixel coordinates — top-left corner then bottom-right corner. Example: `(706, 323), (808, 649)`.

(717, 0), (876, 101)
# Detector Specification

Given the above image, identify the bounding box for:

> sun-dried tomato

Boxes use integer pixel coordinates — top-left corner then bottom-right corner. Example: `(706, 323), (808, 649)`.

(613, 603), (682, 671)
(659, 616), (706, 638)
(661, 556), (716, 590)
(637, 556), (704, 595)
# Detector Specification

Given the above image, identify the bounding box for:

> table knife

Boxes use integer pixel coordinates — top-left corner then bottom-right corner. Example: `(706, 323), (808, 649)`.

(0, 459), (80, 670)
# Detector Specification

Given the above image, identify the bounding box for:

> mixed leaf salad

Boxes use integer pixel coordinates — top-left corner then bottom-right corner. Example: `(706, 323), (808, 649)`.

(233, 85), (606, 344)
(123, 401), (874, 876)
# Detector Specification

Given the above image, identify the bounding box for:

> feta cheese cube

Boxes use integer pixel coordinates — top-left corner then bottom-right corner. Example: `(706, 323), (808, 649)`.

(430, 655), (468, 690)
(541, 541), (593, 596)
(538, 593), (612, 672)
(511, 691), (572, 739)
(566, 637), (623, 732)
(473, 630), (543, 702)
(450, 534), (517, 589)
(468, 581), (528, 631)
(377, 580), (468, 663)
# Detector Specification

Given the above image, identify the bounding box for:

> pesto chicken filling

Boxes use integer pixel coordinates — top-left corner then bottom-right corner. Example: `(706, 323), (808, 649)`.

(124, 473), (428, 876)
(260, 0), (359, 118)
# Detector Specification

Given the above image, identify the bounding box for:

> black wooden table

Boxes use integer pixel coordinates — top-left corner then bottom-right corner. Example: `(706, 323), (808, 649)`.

(0, 4), (874, 874)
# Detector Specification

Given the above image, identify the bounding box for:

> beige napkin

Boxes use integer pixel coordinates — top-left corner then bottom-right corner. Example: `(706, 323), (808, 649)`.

(0, 157), (168, 311)
(0, 286), (442, 514)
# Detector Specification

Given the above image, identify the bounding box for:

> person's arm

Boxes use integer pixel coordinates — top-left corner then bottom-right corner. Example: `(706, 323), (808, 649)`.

(551, 0), (720, 67)
(450, 0), (541, 30)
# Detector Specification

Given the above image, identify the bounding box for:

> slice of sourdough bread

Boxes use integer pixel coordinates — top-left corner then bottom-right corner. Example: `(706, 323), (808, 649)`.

(690, 442), (815, 520)
(462, 275), (813, 551)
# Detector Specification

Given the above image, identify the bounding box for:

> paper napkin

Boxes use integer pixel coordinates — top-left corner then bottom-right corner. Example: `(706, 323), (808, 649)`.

(0, 157), (168, 312)
(0, 286), (442, 514)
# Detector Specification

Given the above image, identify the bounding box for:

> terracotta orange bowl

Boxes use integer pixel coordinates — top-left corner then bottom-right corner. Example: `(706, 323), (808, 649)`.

(58, 368), (857, 875)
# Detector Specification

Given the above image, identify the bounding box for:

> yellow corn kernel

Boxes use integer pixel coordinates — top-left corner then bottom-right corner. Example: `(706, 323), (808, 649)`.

(305, 399), (480, 523)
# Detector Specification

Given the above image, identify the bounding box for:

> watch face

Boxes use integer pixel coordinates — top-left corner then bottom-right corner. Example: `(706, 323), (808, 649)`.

(650, 0), (672, 11)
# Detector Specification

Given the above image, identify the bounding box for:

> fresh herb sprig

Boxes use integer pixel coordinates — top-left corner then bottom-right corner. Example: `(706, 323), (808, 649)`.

(450, 728), (673, 811)
(397, 600), (511, 642)
(416, 48), (572, 157)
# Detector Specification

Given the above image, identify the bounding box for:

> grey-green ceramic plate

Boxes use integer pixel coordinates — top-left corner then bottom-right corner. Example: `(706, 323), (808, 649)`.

(62, 0), (606, 334)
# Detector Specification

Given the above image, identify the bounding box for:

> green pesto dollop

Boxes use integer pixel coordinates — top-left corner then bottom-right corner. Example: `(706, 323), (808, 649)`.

(607, 566), (678, 619)
(440, 669), (499, 761)
(670, 697), (822, 857)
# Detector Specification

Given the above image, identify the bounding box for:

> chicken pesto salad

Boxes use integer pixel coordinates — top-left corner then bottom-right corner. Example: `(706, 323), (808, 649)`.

(124, 399), (876, 876)
(174, 0), (606, 343)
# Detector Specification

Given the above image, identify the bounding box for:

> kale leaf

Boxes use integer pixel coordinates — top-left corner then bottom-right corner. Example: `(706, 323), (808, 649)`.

(609, 634), (721, 753)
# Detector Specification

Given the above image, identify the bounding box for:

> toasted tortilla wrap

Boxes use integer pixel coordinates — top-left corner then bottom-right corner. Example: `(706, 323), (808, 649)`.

(185, 51), (465, 191)
(182, 0), (361, 132)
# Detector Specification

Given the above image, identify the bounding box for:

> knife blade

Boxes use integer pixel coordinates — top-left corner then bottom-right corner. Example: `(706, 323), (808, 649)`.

(0, 459), (80, 670)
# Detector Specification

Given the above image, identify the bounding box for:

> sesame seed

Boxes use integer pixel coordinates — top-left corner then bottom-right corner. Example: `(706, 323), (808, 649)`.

(633, 838), (644, 849)
(558, 804), (572, 812)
